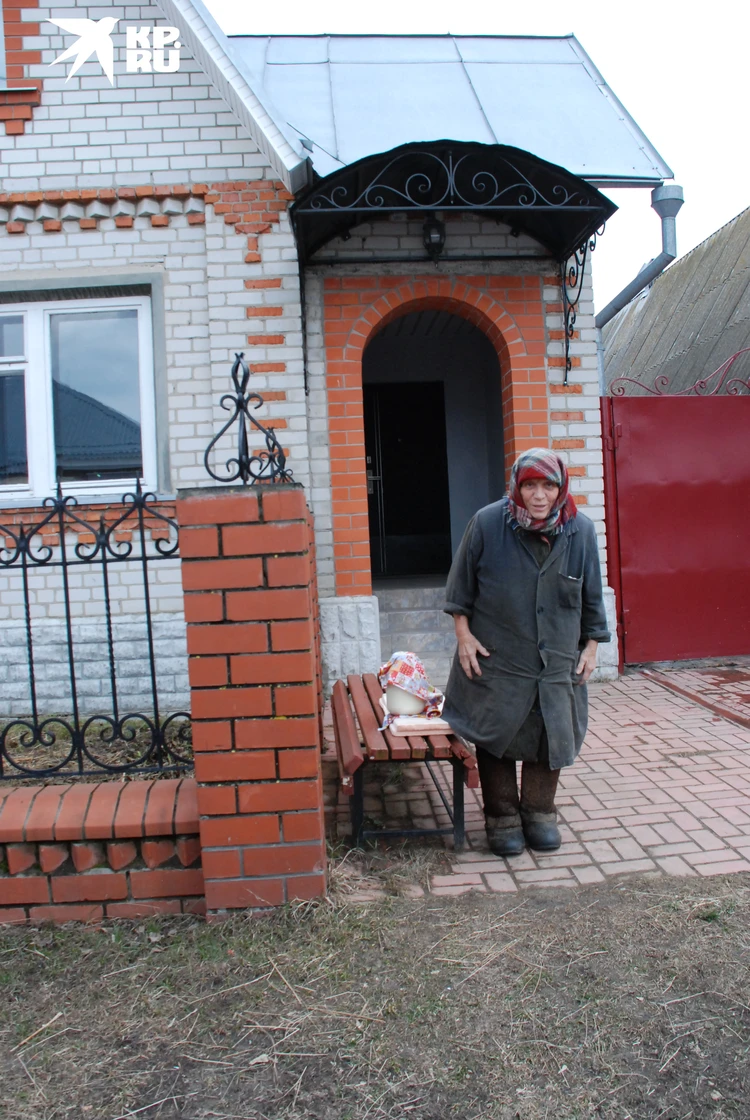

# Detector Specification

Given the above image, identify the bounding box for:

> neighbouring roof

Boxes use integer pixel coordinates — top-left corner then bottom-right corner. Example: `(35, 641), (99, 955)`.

(225, 34), (672, 185)
(603, 207), (750, 395)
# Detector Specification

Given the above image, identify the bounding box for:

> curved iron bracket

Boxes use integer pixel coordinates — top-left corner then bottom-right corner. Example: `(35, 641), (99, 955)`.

(561, 228), (603, 385)
(204, 353), (293, 485)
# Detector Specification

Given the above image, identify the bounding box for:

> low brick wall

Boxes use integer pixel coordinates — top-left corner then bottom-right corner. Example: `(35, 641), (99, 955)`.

(0, 778), (204, 924)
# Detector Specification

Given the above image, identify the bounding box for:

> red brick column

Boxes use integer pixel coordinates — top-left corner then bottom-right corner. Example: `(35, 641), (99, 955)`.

(176, 484), (326, 915)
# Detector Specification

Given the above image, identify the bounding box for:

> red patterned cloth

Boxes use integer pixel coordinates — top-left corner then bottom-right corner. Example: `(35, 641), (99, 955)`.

(377, 651), (445, 728)
(507, 447), (577, 535)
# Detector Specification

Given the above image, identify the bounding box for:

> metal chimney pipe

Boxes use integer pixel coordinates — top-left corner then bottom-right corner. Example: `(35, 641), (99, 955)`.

(596, 184), (684, 391)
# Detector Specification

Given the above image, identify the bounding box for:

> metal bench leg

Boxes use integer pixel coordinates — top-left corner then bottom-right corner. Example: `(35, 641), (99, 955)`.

(350, 766), (365, 847)
(452, 758), (465, 851)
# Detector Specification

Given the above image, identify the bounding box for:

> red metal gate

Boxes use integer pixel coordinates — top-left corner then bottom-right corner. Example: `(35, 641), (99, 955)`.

(602, 395), (750, 664)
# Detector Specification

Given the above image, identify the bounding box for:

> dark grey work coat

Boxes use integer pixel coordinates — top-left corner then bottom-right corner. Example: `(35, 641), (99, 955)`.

(442, 498), (610, 769)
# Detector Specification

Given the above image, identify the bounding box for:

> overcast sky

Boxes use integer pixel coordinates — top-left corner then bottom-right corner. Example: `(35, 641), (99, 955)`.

(204, 0), (749, 312)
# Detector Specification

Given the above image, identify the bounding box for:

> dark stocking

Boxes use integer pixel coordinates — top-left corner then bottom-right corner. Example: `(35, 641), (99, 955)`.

(520, 761), (560, 819)
(476, 747), (520, 820)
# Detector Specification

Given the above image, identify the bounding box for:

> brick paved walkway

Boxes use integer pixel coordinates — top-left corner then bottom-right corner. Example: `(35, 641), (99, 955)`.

(641, 662), (750, 728)
(323, 669), (750, 896)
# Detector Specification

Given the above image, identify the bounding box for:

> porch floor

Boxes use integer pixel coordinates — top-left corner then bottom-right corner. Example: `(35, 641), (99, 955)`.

(322, 664), (750, 897)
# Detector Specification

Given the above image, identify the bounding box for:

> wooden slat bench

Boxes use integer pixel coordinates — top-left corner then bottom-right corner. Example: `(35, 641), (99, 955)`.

(331, 673), (479, 851)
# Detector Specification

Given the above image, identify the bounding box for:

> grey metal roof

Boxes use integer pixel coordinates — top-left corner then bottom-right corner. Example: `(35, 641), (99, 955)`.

(227, 34), (672, 185)
(603, 207), (750, 395)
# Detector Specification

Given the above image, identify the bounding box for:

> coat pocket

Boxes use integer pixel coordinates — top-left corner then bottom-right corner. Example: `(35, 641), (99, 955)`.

(558, 573), (583, 609)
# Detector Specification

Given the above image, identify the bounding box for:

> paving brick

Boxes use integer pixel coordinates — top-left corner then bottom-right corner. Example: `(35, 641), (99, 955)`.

(695, 860), (750, 876)
(572, 865), (605, 884)
(515, 867), (574, 883)
(655, 856), (698, 877)
(483, 873), (519, 892)
(431, 883), (488, 895)
(432, 873), (482, 887)
(600, 858), (657, 876)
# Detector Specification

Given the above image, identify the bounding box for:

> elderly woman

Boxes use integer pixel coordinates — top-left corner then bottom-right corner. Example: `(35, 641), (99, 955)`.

(443, 448), (610, 857)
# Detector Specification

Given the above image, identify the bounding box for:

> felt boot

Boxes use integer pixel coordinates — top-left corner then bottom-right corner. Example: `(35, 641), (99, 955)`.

(520, 761), (561, 851)
(477, 748), (524, 857)
(484, 815), (525, 856)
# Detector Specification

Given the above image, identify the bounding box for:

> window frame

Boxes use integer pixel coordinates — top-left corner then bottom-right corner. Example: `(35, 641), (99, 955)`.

(0, 294), (157, 501)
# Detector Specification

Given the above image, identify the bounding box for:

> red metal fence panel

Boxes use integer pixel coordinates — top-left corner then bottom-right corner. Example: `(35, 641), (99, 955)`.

(608, 396), (750, 664)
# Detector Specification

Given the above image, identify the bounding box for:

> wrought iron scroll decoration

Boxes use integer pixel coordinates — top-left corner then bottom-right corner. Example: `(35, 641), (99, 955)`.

(561, 228), (603, 386)
(297, 150), (602, 215)
(204, 352), (293, 485)
(0, 482), (192, 779)
(610, 347), (750, 397)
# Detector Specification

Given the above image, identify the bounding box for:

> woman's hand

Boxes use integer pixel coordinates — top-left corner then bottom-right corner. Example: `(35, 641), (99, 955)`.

(453, 615), (490, 679)
(575, 639), (599, 684)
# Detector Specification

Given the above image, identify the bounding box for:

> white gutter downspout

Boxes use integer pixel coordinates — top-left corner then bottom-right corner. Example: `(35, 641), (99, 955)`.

(595, 184), (685, 392)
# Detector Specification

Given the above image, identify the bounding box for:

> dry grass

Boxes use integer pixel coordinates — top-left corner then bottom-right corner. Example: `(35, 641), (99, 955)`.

(1, 856), (749, 1119)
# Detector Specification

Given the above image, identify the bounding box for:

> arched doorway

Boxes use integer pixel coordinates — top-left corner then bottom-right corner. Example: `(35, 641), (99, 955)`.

(363, 308), (504, 581)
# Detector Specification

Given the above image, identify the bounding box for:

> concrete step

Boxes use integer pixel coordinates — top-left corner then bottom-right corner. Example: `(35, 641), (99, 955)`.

(380, 629), (457, 656)
(373, 584), (446, 612)
(380, 609), (455, 635)
(374, 583), (455, 689)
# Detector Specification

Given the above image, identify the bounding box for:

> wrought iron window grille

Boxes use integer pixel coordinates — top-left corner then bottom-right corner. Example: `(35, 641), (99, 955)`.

(203, 353), (293, 486)
(0, 481), (191, 779)
(609, 347), (750, 397)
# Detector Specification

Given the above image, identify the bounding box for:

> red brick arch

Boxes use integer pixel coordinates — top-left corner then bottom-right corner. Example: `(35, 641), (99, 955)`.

(324, 274), (549, 594)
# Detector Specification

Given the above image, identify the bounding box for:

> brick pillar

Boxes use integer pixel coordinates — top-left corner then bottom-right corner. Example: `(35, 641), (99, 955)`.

(176, 484), (326, 915)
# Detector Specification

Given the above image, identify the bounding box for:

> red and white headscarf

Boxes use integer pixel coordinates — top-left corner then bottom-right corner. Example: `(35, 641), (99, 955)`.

(507, 447), (577, 535)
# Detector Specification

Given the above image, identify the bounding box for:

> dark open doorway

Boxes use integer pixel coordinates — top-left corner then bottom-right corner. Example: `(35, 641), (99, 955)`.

(365, 381), (451, 579)
(363, 308), (504, 581)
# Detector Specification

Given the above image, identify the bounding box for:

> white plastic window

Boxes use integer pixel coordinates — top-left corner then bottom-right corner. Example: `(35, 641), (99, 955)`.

(0, 296), (156, 500)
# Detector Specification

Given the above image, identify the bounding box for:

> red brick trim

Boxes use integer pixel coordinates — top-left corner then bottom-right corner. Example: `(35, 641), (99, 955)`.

(0, 778), (206, 924)
(0, 181), (291, 238)
(1, 0), (42, 134)
(0, 499), (176, 541)
(324, 274), (549, 594)
(0, 777), (197, 843)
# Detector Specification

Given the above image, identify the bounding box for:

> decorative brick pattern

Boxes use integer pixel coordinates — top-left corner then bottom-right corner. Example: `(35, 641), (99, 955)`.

(0, 181), (294, 238)
(0, 0), (42, 135)
(323, 274), (550, 594)
(0, 778), (204, 923)
(176, 484), (326, 915)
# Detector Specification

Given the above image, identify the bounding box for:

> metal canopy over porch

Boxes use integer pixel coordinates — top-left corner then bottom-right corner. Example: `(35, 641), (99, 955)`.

(290, 141), (617, 265)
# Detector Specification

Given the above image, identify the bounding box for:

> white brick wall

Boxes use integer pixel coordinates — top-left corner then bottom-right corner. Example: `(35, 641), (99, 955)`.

(544, 258), (608, 575)
(316, 214), (547, 261)
(2, 1), (279, 190)
(0, 615), (189, 714)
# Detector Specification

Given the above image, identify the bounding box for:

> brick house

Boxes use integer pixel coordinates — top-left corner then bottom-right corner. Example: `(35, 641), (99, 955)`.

(0, 0), (673, 705)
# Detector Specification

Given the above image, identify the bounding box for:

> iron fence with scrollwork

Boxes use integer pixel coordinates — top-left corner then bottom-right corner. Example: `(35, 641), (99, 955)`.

(0, 483), (192, 780)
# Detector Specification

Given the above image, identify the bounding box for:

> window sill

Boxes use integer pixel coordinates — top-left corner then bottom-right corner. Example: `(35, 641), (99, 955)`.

(0, 488), (175, 511)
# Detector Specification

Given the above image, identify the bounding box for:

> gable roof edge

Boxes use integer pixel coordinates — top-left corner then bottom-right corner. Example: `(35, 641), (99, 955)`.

(567, 36), (673, 182)
(154, 0), (310, 190)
